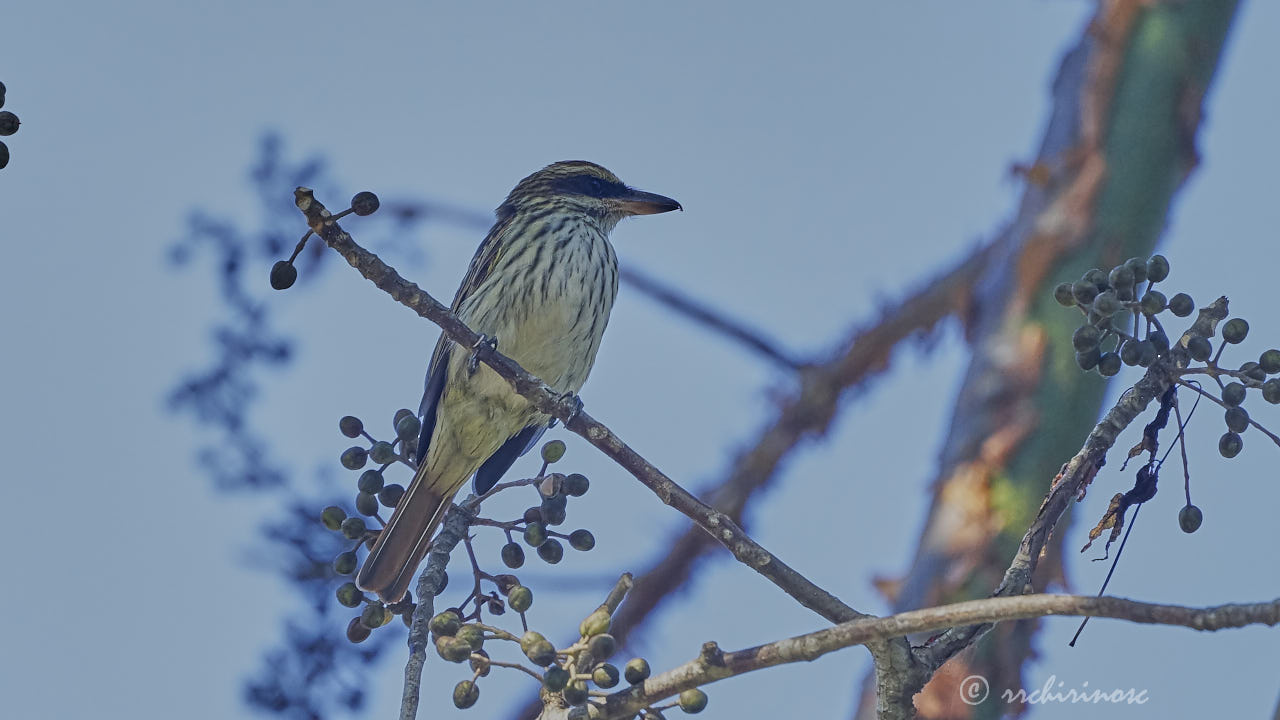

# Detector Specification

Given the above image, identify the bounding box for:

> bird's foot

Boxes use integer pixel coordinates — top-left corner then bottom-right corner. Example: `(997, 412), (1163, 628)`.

(468, 334), (498, 375)
(558, 391), (584, 424)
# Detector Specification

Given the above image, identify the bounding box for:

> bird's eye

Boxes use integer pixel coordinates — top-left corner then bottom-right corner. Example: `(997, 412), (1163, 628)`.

(588, 178), (604, 195)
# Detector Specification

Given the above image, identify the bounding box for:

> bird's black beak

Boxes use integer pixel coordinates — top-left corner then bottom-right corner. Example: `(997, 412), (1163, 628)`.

(616, 188), (682, 215)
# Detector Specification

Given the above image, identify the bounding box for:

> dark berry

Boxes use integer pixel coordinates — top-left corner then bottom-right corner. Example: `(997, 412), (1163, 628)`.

(269, 260), (297, 290)
(1179, 504), (1203, 533)
(351, 191), (380, 216)
(339, 416), (364, 438)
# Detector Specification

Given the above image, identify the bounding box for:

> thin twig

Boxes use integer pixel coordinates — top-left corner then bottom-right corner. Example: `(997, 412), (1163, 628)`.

(619, 266), (804, 370)
(1174, 378), (1280, 448)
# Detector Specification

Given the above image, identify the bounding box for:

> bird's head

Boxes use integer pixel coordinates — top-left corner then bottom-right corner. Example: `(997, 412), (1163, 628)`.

(497, 161), (681, 231)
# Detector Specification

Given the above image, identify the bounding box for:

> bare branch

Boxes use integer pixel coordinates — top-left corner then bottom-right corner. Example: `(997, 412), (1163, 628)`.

(588, 593), (1279, 720)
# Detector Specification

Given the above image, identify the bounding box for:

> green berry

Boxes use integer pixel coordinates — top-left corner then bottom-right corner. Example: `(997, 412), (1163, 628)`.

(452, 680), (479, 709)
(1168, 293), (1194, 317)
(1222, 318), (1249, 344)
(537, 539), (564, 564)
(592, 663), (620, 688)
(357, 469), (384, 494)
(1139, 290), (1166, 316)
(523, 522), (548, 547)
(581, 609), (611, 637)
(1071, 280), (1099, 305)
(587, 633), (616, 660)
(1093, 290), (1121, 317)
(340, 446), (368, 470)
(541, 439), (567, 463)
(1124, 257), (1148, 284)
(340, 516), (366, 540)
(336, 582), (364, 608)
(508, 585), (533, 613)
(562, 680), (589, 706)
(429, 609), (461, 637)
(333, 551), (357, 575)
(1260, 350), (1280, 374)
(395, 413), (420, 441)
(563, 473), (590, 497)
(1219, 432), (1243, 458)
(1178, 504), (1203, 533)
(1119, 340), (1142, 366)
(378, 483), (404, 507)
(1225, 406), (1250, 433)
(360, 603), (387, 629)
(501, 542), (526, 569)
(624, 658), (651, 685)
(1146, 255), (1170, 282)
(569, 529), (596, 551)
(1053, 282), (1076, 306)
(1222, 382), (1246, 408)
(1075, 347), (1101, 371)
(1263, 379), (1280, 404)
(269, 260), (297, 290)
(1097, 352), (1121, 377)
(456, 624), (484, 651)
(355, 491), (379, 516)
(436, 635), (473, 663)
(1072, 324), (1102, 352)
(543, 666), (570, 692)
(541, 501), (567, 527)
(679, 688), (709, 714)
(369, 441), (396, 465)
(521, 634), (557, 667)
(1108, 264), (1134, 291)
(346, 616), (371, 643)
(321, 505), (347, 530)
(1241, 361), (1267, 382)
(1187, 336), (1212, 362)
(339, 416), (363, 438)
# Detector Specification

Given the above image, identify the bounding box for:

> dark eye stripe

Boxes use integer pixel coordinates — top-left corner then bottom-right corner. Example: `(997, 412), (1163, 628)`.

(552, 174), (628, 199)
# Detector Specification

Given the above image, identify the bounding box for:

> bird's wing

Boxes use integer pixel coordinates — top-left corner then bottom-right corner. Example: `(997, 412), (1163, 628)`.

(415, 214), (518, 465)
(474, 423), (549, 494)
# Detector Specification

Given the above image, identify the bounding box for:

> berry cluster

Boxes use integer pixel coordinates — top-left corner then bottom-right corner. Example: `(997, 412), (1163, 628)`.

(429, 602), (707, 715)
(1056, 255), (1280, 536)
(1054, 255), (1181, 376)
(0, 81), (19, 169)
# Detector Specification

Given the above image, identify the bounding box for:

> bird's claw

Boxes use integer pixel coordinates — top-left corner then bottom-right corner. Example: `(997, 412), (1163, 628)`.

(559, 392), (584, 424)
(468, 334), (498, 375)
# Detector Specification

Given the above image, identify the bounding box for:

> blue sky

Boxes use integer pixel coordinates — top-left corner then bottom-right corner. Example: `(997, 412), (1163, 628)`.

(3, 2), (1277, 719)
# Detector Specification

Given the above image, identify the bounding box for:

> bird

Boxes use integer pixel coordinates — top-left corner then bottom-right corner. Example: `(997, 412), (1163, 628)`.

(357, 161), (681, 603)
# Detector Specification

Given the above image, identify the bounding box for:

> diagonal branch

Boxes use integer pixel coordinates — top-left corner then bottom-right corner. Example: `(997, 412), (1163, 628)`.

(295, 187), (864, 625)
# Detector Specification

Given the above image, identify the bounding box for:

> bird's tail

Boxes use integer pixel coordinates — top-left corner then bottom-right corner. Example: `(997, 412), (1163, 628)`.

(357, 461), (457, 604)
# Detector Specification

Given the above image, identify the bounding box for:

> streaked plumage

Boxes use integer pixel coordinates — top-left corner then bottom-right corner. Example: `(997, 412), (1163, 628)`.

(357, 161), (680, 602)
